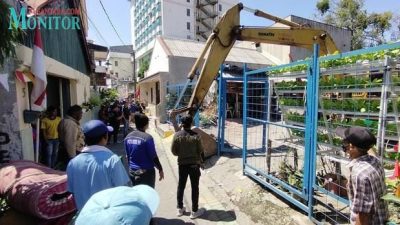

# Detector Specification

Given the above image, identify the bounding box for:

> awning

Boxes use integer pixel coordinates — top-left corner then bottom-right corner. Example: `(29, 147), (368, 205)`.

(138, 73), (161, 84)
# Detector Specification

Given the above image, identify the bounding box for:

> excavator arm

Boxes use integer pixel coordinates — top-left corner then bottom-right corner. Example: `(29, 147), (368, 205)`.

(170, 3), (339, 131)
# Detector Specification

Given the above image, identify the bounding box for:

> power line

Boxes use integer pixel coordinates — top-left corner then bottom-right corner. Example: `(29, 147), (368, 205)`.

(80, 4), (110, 46)
(98, 0), (126, 45)
(88, 16), (110, 47)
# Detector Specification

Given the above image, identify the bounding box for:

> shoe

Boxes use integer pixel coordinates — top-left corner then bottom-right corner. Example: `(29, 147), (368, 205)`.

(176, 207), (185, 217)
(190, 208), (205, 219)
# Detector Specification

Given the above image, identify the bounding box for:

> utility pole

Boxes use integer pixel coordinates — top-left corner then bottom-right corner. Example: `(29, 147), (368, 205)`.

(130, 51), (136, 98)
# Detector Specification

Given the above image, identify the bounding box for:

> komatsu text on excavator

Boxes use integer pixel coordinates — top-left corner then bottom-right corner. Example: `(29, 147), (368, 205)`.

(170, 3), (339, 131)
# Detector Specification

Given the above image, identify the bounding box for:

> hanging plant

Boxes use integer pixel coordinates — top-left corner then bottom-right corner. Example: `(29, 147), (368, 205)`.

(0, 1), (24, 66)
(268, 48), (400, 76)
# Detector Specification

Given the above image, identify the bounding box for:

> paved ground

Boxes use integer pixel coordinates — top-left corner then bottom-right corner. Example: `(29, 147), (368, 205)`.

(109, 119), (313, 225)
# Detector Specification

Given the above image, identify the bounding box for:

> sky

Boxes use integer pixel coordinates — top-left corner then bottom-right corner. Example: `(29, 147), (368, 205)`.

(86, 0), (400, 47)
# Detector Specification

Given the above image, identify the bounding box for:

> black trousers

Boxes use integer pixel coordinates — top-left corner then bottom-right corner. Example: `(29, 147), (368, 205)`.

(177, 164), (201, 212)
(129, 168), (156, 188)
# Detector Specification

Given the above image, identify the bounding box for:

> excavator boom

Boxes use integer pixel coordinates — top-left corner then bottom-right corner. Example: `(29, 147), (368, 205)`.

(170, 3), (339, 131)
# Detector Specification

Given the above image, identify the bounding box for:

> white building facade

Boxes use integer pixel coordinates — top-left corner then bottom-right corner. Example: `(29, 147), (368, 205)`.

(107, 45), (135, 97)
(130, 0), (238, 63)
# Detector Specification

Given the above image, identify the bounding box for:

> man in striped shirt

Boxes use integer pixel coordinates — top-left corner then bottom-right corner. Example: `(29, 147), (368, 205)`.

(337, 127), (388, 225)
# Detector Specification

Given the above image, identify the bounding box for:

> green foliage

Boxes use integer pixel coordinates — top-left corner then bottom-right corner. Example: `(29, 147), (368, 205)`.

(316, 0), (393, 49)
(99, 88), (119, 105)
(279, 98), (304, 107)
(319, 98), (381, 112)
(368, 12), (393, 45)
(321, 48), (400, 68)
(199, 113), (217, 127)
(316, 0), (330, 14)
(138, 60), (149, 78)
(277, 149), (303, 189)
(285, 112), (305, 123)
(275, 80), (307, 90)
(0, 1), (23, 66)
(268, 48), (400, 76)
(268, 63), (308, 75)
(82, 95), (102, 111)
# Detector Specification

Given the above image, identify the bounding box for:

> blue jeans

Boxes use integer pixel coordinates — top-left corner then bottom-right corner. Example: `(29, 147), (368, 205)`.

(46, 139), (59, 168)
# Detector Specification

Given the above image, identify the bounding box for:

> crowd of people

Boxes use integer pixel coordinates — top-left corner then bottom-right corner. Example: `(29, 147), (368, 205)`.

(36, 99), (390, 224)
(98, 99), (146, 144)
(36, 99), (207, 224)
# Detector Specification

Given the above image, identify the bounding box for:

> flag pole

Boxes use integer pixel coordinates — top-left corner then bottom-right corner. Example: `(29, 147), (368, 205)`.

(35, 118), (40, 162)
(30, 16), (47, 163)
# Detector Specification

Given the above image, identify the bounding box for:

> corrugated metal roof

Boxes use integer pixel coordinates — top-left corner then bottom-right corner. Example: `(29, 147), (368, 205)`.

(109, 45), (133, 53)
(161, 37), (274, 65)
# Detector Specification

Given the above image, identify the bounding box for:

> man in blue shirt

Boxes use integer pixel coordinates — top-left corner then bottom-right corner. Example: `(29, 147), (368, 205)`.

(67, 120), (130, 210)
(125, 113), (164, 188)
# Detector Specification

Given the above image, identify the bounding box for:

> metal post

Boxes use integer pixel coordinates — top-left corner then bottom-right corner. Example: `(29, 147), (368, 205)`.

(220, 78), (227, 153)
(131, 51), (137, 98)
(305, 44), (320, 219)
(242, 63), (248, 172)
(217, 65), (224, 156)
(133, 52), (136, 94)
(266, 79), (273, 173)
(262, 80), (269, 153)
(377, 56), (390, 158)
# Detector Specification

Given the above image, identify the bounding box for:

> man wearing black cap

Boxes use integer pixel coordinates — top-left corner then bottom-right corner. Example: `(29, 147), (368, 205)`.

(336, 127), (388, 225)
(171, 115), (205, 219)
(67, 120), (130, 210)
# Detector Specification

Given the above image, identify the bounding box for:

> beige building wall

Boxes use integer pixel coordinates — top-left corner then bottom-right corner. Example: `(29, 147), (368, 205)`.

(107, 52), (133, 80)
(11, 44), (91, 160)
(107, 51), (134, 98)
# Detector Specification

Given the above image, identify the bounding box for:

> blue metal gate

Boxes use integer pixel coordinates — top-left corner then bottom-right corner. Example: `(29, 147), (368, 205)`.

(217, 66), (245, 155)
(240, 42), (400, 224)
(242, 45), (320, 218)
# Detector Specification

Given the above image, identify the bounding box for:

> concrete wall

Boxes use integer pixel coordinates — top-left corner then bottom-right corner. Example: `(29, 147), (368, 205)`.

(16, 45), (91, 105)
(107, 52), (133, 80)
(139, 56), (196, 123)
(261, 15), (352, 64)
(147, 39), (170, 76)
(168, 57), (196, 83)
(218, 0), (238, 16)
(289, 16), (351, 62)
(1, 44), (92, 161)
(163, 0), (195, 40)
(0, 59), (29, 161)
(140, 52), (266, 123)
(133, 0), (238, 59)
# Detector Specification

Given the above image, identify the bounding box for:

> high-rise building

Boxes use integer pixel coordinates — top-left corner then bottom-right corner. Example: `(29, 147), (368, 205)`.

(130, 0), (238, 64)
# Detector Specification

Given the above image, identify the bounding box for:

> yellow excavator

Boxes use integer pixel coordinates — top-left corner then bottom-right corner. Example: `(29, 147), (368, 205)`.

(170, 3), (339, 131)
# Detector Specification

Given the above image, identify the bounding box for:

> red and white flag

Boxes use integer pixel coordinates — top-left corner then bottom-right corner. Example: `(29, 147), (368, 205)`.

(30, 27), (47, 111)
(15, 67), (35, 86)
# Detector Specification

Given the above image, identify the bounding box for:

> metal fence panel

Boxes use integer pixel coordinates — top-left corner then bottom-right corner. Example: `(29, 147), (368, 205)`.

(241, 42), (400, 224)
